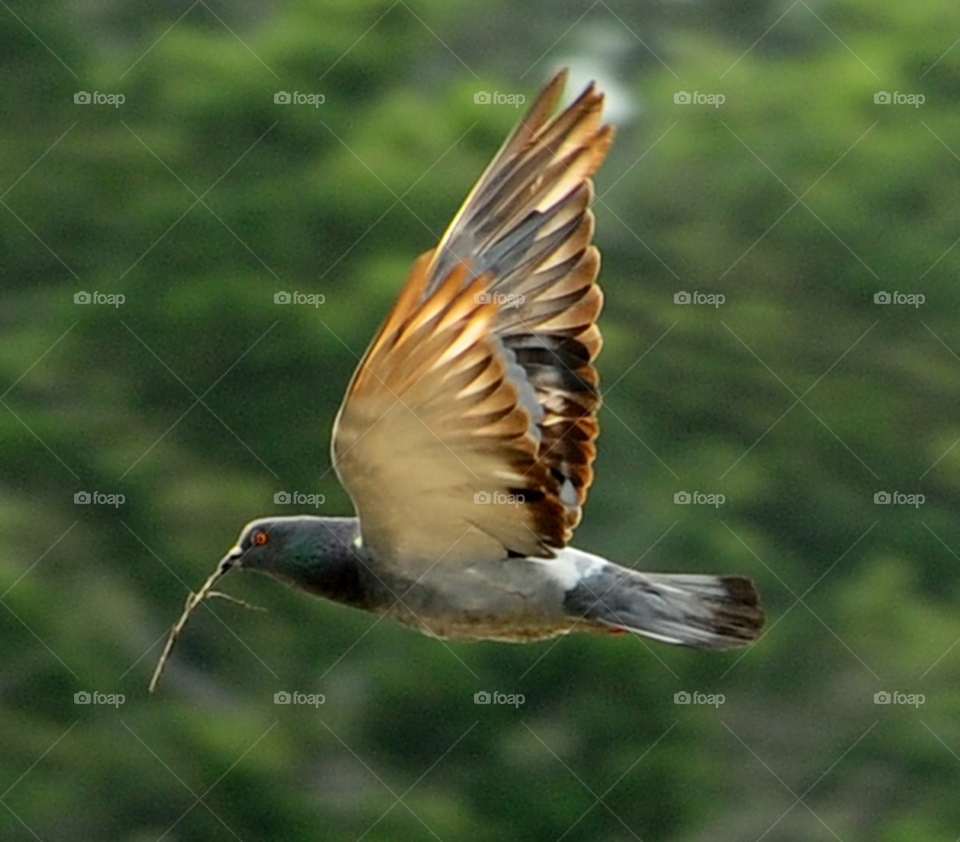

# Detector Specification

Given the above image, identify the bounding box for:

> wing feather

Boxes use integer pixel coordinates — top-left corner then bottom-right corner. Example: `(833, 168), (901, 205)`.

(332, 71), (612, 571)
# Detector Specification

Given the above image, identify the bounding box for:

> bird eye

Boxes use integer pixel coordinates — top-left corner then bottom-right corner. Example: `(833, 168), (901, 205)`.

(252, 530), (269, 546)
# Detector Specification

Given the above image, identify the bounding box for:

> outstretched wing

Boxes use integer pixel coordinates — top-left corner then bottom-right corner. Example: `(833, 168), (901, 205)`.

(332, 71), (613, 571)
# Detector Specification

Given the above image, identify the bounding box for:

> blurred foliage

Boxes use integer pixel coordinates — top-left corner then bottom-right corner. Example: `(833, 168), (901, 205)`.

(2, 0), (960, 840)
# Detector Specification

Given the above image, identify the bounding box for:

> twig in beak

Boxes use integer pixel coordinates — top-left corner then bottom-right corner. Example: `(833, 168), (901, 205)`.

(148, 560), (261, 693)
(207, 591), (267, 611)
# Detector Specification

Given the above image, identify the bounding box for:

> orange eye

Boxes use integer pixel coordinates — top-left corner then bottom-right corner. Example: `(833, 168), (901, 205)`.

(252, 530), (269, 546)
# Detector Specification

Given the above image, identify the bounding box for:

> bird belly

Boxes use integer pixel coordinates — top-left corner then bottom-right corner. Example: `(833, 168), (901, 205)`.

(373, 558), (581, 642)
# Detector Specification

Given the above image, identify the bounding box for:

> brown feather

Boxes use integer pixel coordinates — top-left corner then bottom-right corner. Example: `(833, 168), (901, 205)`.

(332, 70), (613, 570)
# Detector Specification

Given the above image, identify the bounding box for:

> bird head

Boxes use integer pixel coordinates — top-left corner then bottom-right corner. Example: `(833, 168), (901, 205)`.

(222, 515), (364, 600)
(222, 516), (315, 579)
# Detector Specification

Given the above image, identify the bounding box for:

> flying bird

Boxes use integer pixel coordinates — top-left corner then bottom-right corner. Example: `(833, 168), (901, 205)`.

(150, 71), (763, 691)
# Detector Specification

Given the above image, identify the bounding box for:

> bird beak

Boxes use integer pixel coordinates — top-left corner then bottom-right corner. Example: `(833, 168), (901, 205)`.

(218, 546), (243, 573)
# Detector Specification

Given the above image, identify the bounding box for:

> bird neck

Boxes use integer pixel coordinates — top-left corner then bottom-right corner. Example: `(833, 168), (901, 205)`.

(264, 517), (370, 607)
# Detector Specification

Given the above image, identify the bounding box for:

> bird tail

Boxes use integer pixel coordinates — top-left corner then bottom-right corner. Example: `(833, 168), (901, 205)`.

(568, 569), (764, 650)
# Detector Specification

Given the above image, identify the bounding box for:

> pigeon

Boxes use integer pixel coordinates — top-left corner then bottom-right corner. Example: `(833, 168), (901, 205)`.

(150, 70), (763, 691)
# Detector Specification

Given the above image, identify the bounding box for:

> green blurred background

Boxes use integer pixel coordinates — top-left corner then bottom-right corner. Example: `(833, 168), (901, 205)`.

(2, 0), (959, 839)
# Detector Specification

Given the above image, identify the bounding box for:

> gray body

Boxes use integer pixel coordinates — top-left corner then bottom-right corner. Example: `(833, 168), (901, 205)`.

(226, 516), (762, 649)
